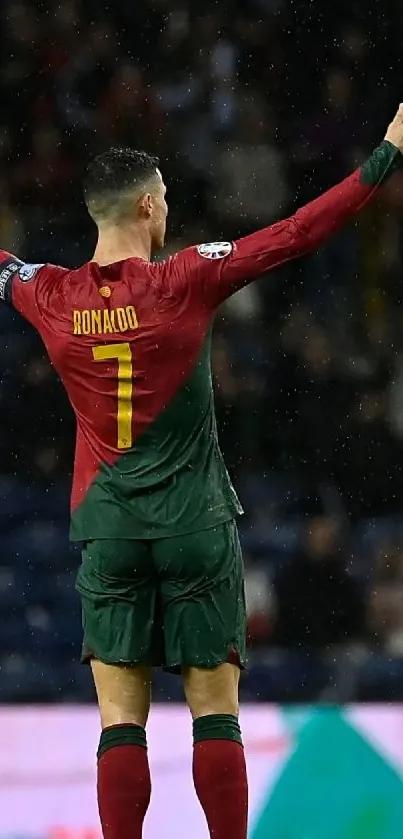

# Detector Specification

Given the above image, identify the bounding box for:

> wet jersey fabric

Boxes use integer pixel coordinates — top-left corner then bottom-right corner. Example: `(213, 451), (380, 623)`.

(0, 140), (400, 540)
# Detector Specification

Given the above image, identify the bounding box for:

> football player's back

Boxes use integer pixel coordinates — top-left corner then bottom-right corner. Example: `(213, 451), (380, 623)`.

(47, 255), (240, 541)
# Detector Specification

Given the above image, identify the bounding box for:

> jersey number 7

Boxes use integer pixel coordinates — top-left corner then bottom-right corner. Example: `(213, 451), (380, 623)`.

(93, 343), (133, 449)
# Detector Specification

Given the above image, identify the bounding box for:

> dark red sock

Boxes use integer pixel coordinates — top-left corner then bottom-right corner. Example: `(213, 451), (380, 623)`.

(193, 715), (248, 839)
(97, 724), (151, 839)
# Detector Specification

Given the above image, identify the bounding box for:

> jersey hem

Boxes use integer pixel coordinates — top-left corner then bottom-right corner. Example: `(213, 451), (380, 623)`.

(69, 508), (243, 542)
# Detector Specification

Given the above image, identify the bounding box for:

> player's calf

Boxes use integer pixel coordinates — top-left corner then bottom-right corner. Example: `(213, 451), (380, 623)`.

(91, 661), (152, 839)
(183, 663), (248, 839)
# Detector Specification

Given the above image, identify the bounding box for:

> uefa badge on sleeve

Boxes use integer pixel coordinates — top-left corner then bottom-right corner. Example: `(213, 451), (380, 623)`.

(18, 263), (45, 282)
(197, 242), (233, 260)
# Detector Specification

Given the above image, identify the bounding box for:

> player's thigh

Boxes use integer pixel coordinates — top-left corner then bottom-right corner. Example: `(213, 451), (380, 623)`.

(91, 659), (151, 729)
(154, 520), (246, 682)
(76, 538), (157, 667)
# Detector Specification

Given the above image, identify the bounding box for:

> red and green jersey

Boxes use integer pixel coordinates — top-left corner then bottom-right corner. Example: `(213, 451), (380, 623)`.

(0, 140), (400, 540)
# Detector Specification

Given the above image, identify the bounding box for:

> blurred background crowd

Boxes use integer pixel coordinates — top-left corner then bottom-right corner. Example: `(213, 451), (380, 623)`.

(1, 0), (403, 703)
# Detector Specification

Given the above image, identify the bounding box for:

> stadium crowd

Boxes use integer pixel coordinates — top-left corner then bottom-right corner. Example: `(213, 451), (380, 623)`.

(1, 0), (403, 702)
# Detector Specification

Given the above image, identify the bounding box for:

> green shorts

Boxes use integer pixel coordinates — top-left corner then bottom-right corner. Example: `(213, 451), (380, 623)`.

(75, 520), (246, 672)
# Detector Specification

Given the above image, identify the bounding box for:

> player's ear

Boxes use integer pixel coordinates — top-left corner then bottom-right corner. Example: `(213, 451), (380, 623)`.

(138, 192), (153, 219)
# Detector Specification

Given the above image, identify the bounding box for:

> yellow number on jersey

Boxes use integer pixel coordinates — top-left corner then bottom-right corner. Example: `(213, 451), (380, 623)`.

(93, 343), (133, 449)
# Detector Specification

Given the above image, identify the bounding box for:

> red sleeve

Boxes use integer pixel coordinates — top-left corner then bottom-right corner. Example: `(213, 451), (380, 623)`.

(166, 140), (401, 308)
(0, 250), (65, 328)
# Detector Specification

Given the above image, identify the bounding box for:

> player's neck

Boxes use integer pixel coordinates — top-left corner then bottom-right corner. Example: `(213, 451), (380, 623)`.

(93, 223), (151, 266)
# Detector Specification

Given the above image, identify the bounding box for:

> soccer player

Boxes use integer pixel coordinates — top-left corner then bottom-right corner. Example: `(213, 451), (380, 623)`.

(1, 107), (403, 839)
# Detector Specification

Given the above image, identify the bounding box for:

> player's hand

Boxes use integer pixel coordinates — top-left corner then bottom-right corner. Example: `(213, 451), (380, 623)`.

(385, 104), (403, 153)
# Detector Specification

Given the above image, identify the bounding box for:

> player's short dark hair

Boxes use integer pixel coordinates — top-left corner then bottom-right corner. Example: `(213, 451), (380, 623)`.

(83, 147), (160, 224)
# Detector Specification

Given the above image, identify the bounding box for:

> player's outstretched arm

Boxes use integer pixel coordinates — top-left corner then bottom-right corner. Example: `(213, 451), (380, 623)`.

(0, 251), (65, 328)
(222, 105), (403, 284)
(169, 105), (403, 307)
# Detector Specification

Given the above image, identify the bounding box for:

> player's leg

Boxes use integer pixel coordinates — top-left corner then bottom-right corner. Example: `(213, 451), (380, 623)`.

(155, 521), (248, 839)
(184, 662), (247, 839)
(76, 539), (158, 839)
(92, 661), (151, 839)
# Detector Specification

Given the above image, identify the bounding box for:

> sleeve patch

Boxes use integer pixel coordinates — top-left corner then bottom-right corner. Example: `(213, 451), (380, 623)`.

(196, 242), (233, 260)
(0, 258), (46, 303)
(18, 263), (45, 282)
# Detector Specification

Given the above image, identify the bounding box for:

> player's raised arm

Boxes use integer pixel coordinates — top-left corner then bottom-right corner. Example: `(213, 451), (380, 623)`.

(168, 105), (403, 308)
(0, 249), (65, 327)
